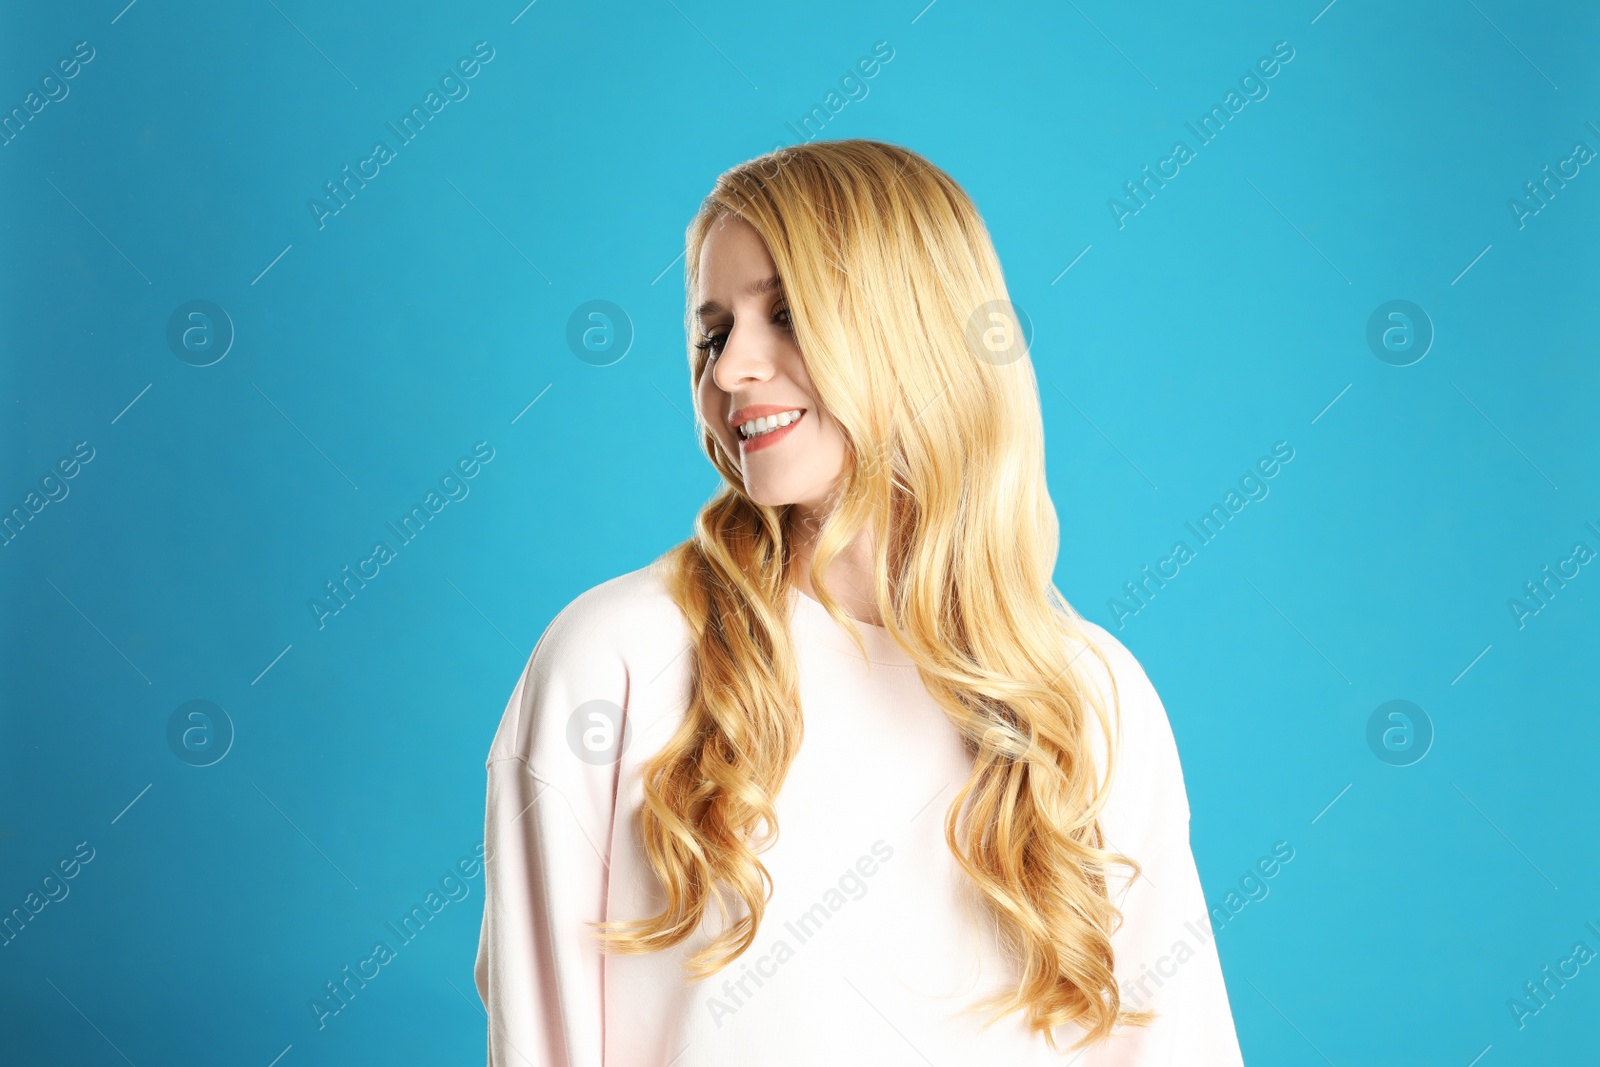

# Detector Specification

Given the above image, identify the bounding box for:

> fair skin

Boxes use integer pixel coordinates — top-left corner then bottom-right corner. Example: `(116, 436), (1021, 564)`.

(693, 212), (883, 627)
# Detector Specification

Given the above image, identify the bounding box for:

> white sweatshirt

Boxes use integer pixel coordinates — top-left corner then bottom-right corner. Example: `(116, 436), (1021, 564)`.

(474, 560), (1246, 1066)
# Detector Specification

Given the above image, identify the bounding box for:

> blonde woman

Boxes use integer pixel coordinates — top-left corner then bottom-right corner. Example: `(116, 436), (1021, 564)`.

(475, 139), (1245, 1065)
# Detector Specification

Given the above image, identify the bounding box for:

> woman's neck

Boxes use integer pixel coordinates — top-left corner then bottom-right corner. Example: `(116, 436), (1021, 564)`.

(787, 504), (883, 627)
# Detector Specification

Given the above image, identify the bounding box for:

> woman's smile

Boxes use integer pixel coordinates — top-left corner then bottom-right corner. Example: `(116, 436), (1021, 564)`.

(736, 408), (806, 453)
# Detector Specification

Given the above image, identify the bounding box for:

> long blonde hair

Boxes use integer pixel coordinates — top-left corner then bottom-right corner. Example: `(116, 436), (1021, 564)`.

(593, 138), (1153, 1051)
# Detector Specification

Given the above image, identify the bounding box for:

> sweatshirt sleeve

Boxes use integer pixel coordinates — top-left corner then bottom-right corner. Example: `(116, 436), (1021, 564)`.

(474, 602), (626, 1067)
(1075, 624), (1247, 1066)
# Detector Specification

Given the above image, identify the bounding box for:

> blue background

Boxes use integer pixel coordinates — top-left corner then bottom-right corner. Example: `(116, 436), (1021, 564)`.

(3, 1), (1597, 1063)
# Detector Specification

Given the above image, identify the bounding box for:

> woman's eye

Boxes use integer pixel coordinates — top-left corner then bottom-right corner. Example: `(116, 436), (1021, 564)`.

(694, 332), (728, 358)
(694, 306), (792, 360)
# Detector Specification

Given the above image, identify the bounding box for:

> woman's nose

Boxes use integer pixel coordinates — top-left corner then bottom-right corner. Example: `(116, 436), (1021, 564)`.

(714, 328), (774, 389)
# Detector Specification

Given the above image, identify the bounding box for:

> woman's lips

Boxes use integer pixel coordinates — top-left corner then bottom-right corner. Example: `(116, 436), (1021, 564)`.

(740, 410), (804, 453)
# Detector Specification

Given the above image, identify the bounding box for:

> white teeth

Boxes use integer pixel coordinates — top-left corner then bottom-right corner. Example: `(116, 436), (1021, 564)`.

(738, 409), (803, 439)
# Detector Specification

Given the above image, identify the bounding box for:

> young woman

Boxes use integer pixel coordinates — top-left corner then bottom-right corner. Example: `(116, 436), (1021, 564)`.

(474, 139), (1245, 1065)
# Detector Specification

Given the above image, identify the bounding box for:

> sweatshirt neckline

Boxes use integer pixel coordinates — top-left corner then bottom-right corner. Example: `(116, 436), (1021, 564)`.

(787, 586), (917, 667)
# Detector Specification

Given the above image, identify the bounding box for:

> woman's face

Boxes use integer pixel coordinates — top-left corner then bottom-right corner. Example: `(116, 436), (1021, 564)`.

(694, 213), (849, 512)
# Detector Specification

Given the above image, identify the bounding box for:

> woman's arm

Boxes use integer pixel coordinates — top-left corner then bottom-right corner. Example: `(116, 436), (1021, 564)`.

(1075, 622), (1247, 1066)
(474, 604), (620, 1067)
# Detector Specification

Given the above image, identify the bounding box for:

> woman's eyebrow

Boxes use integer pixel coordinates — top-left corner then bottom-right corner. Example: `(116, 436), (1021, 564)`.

(695, 275), (784, 320)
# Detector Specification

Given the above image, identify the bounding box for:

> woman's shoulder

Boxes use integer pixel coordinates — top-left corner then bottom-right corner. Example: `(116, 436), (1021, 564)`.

(1056, 613), (1191, 822)
(484, 558), (690, 768)
(529, 557), (687, 661)
(1058, 614), (1156, 705)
